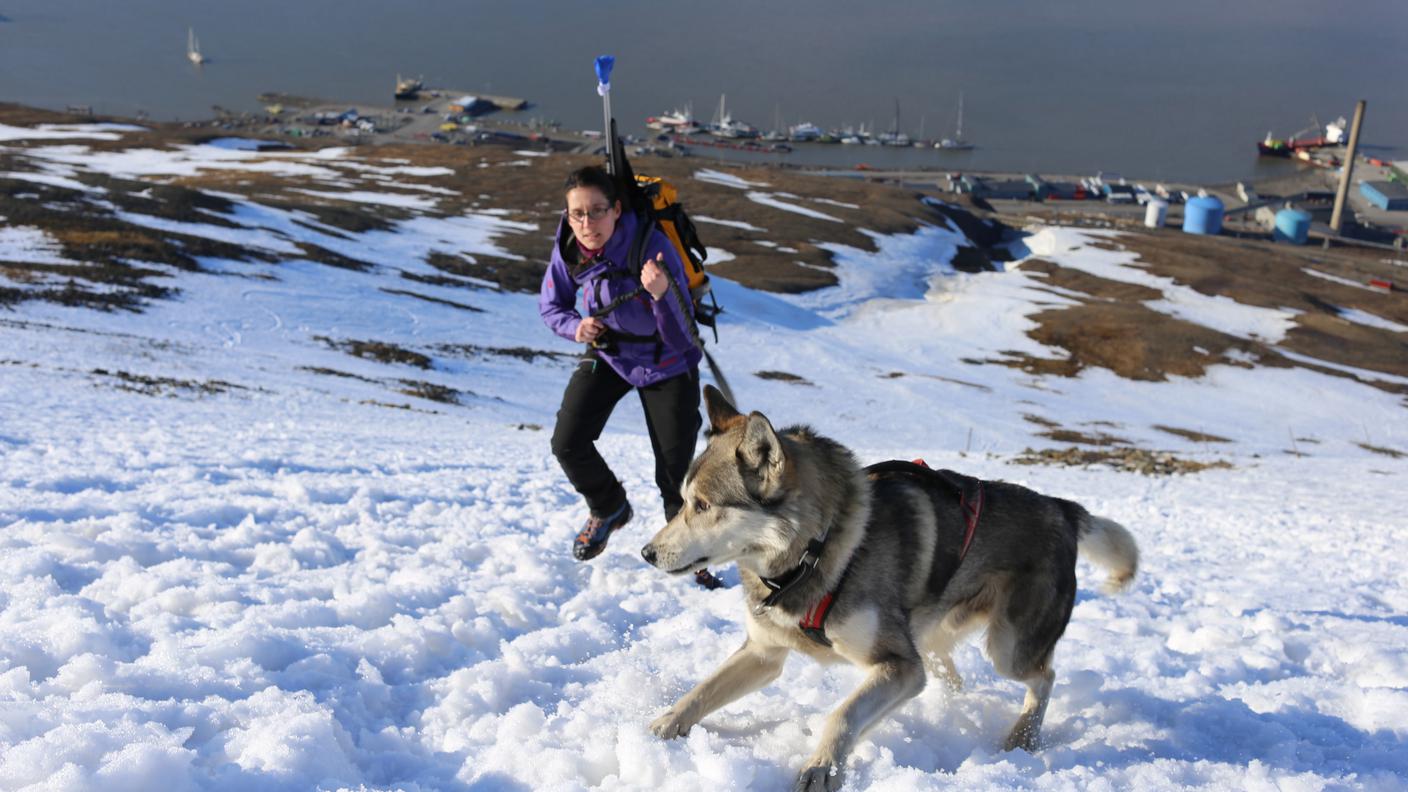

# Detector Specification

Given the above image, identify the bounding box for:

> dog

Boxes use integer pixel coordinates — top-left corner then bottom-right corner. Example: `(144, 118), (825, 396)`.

(641, 385), (1139, 791)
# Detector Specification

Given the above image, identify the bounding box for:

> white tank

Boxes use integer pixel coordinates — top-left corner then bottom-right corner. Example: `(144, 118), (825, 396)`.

(1144, 198), (1169, 228)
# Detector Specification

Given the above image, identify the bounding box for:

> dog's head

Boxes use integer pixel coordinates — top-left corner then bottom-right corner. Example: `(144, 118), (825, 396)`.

(641, 385), (799, 576)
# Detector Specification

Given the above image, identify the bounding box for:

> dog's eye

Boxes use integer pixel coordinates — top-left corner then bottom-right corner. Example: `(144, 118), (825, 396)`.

(694, 498), (710, 513)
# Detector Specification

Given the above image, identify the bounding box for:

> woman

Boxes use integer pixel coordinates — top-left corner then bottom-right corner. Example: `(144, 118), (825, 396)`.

(539, 166), (720, 588)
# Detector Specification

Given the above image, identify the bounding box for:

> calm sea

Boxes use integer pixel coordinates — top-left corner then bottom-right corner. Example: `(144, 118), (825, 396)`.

(2, 0), (1403, 184)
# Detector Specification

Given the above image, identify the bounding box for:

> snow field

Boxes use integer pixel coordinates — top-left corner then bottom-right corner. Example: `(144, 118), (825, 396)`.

(1, 131), (1406, 790)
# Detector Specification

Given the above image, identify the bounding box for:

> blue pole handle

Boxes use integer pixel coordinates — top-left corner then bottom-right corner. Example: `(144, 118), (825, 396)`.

(595, 55), (615, 88)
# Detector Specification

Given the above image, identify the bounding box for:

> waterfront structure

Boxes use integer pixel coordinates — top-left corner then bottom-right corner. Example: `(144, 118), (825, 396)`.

(1360, 181), (1408, 211)
(1183, 195), (1225, 235)
(1273, 208), (1312, 245)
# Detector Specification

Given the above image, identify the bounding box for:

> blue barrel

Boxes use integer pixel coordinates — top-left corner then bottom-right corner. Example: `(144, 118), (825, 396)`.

(1182, 195), (1224, 235)
(1273, 208), (1312, 245)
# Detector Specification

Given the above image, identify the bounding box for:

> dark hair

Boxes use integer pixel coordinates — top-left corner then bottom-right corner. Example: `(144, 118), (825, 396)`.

(563, 165), (619, 205)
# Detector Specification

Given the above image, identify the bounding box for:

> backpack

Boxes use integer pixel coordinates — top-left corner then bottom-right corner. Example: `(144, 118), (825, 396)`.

(609, 122), (722, 337)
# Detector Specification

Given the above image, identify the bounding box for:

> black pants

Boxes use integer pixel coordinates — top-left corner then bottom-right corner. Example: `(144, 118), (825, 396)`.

(551, 357), (702, 520)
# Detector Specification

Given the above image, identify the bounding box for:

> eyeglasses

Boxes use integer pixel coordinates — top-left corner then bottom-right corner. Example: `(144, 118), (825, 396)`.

(566, 205), (613, 224)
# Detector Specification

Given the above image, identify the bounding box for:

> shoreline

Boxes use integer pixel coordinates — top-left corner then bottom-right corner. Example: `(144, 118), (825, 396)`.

(9, 96), (1403, 248)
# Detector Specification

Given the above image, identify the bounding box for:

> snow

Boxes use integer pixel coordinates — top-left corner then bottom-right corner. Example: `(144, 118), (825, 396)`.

(289, 189), (441, 210)
(747, 191), (843, 223)
(814, 198), (862, 210)
(0, 225), (82, 265)
(203, 138), (285, 151)
(1, 137), (1406, 792)
(1025, 227), (1302, 343)
(693, 169), (769, 190)
(693, 216), (767, 233)
(0, 123), (145, 142)
(1302, 267), (1374, 291)
(1331, 306), (1408, 334)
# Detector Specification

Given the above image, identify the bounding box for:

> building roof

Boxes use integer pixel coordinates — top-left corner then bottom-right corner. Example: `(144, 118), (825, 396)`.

(1363, 180), (1408, 198)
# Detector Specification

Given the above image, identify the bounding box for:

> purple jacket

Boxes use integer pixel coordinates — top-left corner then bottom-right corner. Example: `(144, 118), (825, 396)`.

(539, 211), (702, 387)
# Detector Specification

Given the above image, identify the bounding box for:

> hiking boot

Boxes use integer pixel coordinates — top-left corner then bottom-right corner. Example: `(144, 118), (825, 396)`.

(573, 500), (632, 561)
(694, 568), (725, 590)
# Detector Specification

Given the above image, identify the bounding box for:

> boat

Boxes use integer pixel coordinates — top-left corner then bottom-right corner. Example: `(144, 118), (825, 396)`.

(876, 99), (912, 146)
(1256, 115), (1342, 158)
(708, 94), (759, 139)
(761, 105), (788, 142)
(1257, 132), (1292, 158)
(647, 103), (699, 133)
(936, 91), (974, 150)
(186, 27), (205, 65)
(395, 74), (423, 101)
(788, 122), (824, 142)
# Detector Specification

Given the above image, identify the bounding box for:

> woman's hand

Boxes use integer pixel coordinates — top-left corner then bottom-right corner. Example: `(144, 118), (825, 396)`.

(641, 253), (669, 300)
(575, 317), (606, 344)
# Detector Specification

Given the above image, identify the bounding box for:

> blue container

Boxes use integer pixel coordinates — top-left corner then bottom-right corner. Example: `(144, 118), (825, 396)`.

(1273, 208), (1312, 245)
(1182, 195), (1224, 235)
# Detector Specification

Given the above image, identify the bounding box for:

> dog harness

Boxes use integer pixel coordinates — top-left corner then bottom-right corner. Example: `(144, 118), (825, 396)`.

(770, 459), (986, 648)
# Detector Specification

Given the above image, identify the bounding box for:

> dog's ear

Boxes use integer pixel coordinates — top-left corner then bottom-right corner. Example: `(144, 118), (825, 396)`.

(738, 411), (786, 499)
(704, 384), (742, 435)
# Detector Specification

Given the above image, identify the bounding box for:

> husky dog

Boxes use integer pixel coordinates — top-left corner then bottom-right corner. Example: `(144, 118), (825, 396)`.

(641, 386), (1139, 791)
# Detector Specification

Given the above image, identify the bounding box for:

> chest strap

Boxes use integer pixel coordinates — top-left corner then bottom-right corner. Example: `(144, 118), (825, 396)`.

(800, 592), (836, 647)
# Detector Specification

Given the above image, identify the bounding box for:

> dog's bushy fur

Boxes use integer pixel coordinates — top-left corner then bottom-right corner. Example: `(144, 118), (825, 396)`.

(641, 386), (1139, 791)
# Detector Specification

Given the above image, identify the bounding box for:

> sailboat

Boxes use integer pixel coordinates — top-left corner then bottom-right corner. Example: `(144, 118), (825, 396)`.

(708, 94), (759, 139)
(877, 98), (911, 146)
(936, 91), (974, 150)
(187, 27), (205, 65)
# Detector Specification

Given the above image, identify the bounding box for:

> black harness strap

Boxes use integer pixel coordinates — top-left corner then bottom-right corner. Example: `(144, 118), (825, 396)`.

(789, 460), (987, 649)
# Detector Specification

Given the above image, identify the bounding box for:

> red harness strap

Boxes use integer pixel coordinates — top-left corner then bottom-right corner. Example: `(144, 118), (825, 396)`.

(799, 593), (835, 646)
(914, 458), (982, 560)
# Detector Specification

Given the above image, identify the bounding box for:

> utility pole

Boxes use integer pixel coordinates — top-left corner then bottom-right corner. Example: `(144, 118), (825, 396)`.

(1328, 100), (1367, 242)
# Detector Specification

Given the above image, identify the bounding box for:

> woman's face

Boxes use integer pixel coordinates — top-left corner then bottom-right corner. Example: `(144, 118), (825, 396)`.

(565, 186), (621, 250)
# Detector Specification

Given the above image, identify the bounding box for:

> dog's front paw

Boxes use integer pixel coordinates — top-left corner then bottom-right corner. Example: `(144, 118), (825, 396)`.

(793, 763), (842, 792)
(649, 709), (692, 740)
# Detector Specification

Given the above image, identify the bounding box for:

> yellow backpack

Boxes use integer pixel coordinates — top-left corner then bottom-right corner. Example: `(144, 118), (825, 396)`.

(628, 174), (719, 330)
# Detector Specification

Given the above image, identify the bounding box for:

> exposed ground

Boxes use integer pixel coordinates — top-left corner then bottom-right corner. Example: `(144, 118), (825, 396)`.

(4, 103), (1406, 465)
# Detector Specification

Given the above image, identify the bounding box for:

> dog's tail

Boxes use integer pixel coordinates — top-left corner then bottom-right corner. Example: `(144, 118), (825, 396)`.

(1077, 514), (1139, 594)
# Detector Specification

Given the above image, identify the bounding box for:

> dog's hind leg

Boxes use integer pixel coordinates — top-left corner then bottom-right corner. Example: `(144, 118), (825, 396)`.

(650, 639), (787, 740)
(919, 608), (986, 692)
(1002, 663), (1054, 752)
(985, 576), (1071, 752)
(797, 653), (926, 792)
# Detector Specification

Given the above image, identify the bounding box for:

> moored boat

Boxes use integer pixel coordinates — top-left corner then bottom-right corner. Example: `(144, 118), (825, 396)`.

(395, 74), (423, 100)
(187, 28), (205, 65)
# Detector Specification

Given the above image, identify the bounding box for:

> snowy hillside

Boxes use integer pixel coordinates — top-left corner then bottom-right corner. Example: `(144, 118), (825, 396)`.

(2, 120), (1406, 791)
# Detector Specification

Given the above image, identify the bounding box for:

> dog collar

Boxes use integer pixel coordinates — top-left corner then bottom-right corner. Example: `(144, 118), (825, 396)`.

(755, 537), (825, 615)
(756, 535), (848, 648)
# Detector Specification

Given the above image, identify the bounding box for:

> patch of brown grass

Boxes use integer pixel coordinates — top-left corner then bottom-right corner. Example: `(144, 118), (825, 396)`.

(91, 368), (247, 397)
(397, 379), (463, 404)
(1013, 446), (1233, 475)
(1037, 429), (1132, 446)
(1357, 442), (1405, 459)
(314, 336), (432, 369)
(1153, 425), (1232, 443)
(754, 370), (813, 385)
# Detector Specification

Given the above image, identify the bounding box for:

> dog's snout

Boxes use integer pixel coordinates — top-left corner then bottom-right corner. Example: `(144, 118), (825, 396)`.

(641, 544), (658, 566)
